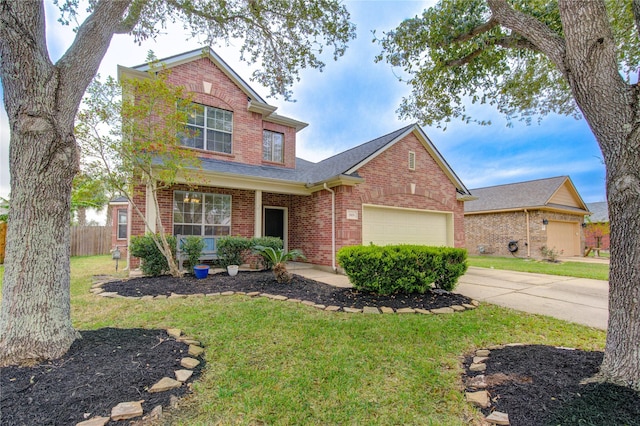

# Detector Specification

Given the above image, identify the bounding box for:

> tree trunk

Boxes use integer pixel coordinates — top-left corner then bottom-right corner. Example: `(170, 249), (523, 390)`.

(0, 0), (132, 366)
(557, 1), (640, 389)
(77, 207), (88, 226)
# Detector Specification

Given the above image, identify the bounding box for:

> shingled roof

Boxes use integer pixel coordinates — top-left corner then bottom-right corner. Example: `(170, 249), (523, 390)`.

(465, 176), (589, 214)
(176, 124), (472, 197)
(587, 201), (609, 222)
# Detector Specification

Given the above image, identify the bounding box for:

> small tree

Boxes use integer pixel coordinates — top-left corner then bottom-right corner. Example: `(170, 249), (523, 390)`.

(71, 171), (108, 225)
(76, 60), (200, 277)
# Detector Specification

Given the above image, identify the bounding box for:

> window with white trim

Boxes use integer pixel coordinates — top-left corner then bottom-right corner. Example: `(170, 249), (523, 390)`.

(263, 130), (284, 163)
(173, 191), (231, 237)
(117, 209), (127, 240)
(179, 102), (233, 154)
(408, 151), (416, 171)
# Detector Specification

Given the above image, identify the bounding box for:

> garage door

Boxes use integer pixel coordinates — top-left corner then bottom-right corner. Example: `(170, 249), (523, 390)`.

(546, 221), (580, 257)
(362, 205), (452, 246)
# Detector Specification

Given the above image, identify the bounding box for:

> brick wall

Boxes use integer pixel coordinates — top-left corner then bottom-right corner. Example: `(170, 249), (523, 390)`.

(165, 58), (297, 169)
(465, 209), (585, 258)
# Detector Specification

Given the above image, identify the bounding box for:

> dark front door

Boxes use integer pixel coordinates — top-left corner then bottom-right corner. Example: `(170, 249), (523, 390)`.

(264, 208), (285, 243)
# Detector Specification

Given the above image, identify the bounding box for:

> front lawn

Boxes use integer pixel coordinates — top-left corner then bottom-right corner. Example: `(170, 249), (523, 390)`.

(58, 255), (605, 424)
(468, 256), (609, 281)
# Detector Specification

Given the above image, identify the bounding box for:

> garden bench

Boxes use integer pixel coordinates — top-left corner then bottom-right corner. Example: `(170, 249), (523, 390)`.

(176, 235), (218, 271)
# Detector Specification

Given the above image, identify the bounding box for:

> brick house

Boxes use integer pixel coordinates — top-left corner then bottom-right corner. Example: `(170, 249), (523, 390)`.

(464, 176), (590, 258)
(116, 48), (473, 270)
(585, 201), (610, 252)
(108, 195), (130, 262)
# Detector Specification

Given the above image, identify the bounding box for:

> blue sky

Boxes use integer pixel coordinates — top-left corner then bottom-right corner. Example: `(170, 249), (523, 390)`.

(0, 0), (606, 205)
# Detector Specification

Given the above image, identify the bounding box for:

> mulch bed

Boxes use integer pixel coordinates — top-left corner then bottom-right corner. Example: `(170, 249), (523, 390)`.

(101, 270), (472, 310)
(463, 345), (640, 425)
(0, 328), (204, 425)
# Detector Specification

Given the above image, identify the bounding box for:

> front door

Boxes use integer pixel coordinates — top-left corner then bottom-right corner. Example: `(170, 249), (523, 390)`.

(264, 207), (287, 249)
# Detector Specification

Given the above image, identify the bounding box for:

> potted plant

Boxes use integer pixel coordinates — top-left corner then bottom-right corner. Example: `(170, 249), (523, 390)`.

(193, 264), (209, 279)
(226, 264), (239, 277)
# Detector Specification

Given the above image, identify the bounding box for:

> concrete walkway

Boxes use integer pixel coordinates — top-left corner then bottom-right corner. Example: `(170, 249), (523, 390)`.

(289, 263), (609, 330)
(457, 267), (608, 330)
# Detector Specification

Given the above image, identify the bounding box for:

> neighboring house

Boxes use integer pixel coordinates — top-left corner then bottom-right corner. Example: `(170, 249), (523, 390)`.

(116, 47), (474, 270)
(585, 201), (610, 251)
(464, 176), (590, 258)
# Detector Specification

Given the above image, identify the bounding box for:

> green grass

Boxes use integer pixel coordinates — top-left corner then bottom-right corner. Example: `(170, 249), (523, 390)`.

(468, 256), (609, 281)
(45, 255), (604, 425)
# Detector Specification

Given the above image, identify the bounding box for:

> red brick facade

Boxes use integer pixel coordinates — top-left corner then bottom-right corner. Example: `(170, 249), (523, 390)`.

(121, 50), (469, 269)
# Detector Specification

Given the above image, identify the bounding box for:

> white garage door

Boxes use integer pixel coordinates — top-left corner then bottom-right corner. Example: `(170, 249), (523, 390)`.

(362, 205), (452, 246)
(547, 221), (580, 257)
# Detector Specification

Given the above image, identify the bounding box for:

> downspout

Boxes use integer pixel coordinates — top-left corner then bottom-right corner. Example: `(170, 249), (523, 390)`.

(323, 183), (337, 272)
(524, 209), (531, 257)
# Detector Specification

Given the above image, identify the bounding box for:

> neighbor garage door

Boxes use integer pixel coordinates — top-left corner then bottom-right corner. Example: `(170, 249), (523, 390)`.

(546, 221), (580, 257)
(362, 205), (452, 247)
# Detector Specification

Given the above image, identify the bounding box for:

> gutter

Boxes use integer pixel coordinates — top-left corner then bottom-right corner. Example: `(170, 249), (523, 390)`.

(323, 183), (337, 272)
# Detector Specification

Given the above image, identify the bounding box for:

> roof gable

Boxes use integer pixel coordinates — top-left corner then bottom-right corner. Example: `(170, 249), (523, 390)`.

(302, 124), (471, 196)
(465, 176), (589, 214)
(118, 47), (308, 131)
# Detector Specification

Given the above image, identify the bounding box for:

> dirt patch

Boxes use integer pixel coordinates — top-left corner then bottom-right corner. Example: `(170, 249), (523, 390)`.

(101, 270), (472, 310)
(463, 345), (640, 425)
(0, 328), (203, 425)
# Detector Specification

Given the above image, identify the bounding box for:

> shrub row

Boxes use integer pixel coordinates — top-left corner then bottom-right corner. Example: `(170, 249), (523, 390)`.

(337, 244), (467, 295)
(130, 234), (284, 276)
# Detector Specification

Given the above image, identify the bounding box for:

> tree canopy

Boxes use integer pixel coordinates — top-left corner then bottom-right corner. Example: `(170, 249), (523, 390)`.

(376, 0), (639, 127)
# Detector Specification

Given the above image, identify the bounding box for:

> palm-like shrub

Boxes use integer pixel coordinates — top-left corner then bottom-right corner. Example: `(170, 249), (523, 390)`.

(253, 245), (306, 283)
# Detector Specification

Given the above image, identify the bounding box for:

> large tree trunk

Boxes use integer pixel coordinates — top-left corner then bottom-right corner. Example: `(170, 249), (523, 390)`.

(558, 1), (640, 389)
(0, 0), (132, 366)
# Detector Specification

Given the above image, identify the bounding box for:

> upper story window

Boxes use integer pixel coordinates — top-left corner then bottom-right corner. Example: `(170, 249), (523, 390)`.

(117, 209), (127, 240)
(263, 130), (284, 163)
(408, 151), (416, 171)
(179, 102), (233, 154)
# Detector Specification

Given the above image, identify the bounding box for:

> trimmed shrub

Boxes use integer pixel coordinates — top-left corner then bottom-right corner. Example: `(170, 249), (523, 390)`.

(130, 234), (177, 277)
(217, 236), (252, 268)
(180, 235), (206, 270)
(337, 244), (467, 295)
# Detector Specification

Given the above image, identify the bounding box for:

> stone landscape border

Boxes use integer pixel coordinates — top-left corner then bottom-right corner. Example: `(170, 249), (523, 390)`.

(76, 327), (204, 426)
(90, 276), (480, 315)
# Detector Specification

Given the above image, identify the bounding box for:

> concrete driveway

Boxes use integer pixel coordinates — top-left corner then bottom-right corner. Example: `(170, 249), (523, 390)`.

(456, 267), (609, 330)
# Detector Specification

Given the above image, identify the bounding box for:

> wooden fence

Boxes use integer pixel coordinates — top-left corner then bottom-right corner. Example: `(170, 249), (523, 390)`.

(70, 226), (112, 257)
(0, 224), (110, 263)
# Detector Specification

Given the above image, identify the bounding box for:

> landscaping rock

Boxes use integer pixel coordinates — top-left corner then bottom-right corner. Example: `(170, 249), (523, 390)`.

(466, 374), (487, 389)
(471, 300), (480, 306)
(396, 307), (415, 314)
(246, 291), (261, 297)
(313, 304), (326, 309)
(98, 292), (118, 298)
(154, 295), (168, 299)
(485, 411), (509, 425)
(111, 401), (143, 421)
(325, 305), (341, 311)
(175, 369), (194, 382)
(76, 416), (110, 426)
(301, 300), (316, 306)
(363, 306), (380, 314)
(415, 308), (432, 315)
(180, 357), (200, 369)
(380, 306), (395, 314)
(205, 292), (221, 297)
(220, 291), (235, 296)
(149, 377), (182, 393)
(469, 363), (487, 372)
(462, 303), (476, 309)
(430, 307), (454, 314)
(188, 345), (205, 357)
(343, 307), (362, 313)
(476, 349), (491, 357)
(147, 405), (163, 420)
(450, 305), (466, 312)
(466, 390), (490, 408)
(287, 298), (302, 303)
(167, 328), (181, 339)
(473, 356), (489, 364)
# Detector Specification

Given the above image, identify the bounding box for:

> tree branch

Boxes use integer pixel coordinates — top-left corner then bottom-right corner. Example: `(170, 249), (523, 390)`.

(115, 0), (148, 34)
(633, 0), (640, 39)
(487, 0), (566, 70)
(445, 35), (538, 67)
(449, 18), (498, 45)
(56, 0), (134, 113)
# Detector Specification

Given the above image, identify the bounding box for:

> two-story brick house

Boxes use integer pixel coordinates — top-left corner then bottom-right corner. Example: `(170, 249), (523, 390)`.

(116, 47), (473, 270)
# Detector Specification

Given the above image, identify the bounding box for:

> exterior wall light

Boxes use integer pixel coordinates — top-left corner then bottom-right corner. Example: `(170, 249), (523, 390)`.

(542, 219), (549, 225)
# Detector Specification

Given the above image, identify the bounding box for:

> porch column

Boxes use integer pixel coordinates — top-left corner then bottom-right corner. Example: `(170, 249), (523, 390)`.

(254, 190), (262, 238)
